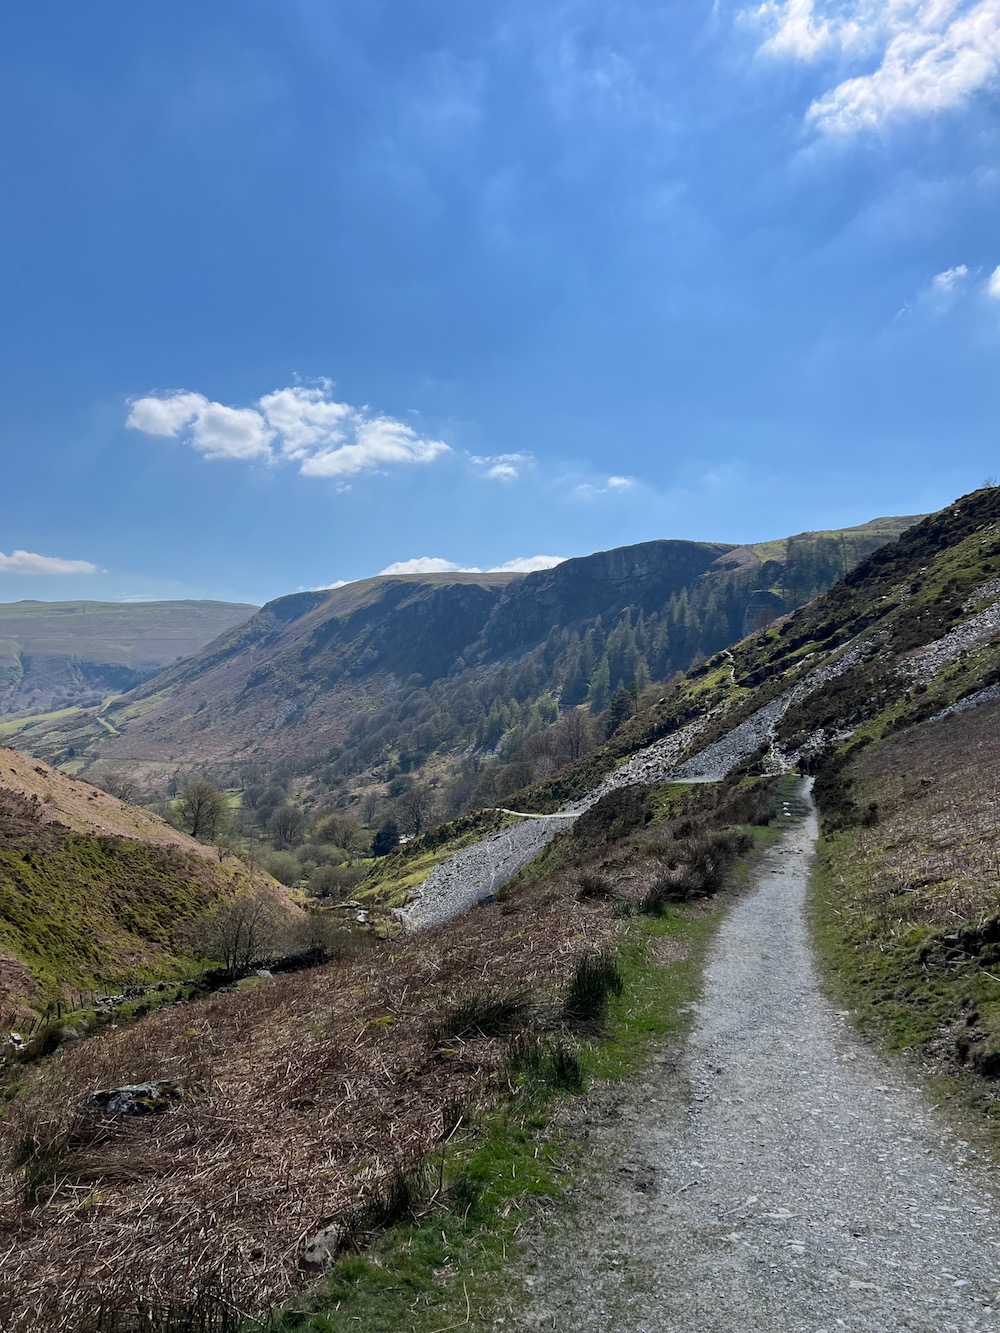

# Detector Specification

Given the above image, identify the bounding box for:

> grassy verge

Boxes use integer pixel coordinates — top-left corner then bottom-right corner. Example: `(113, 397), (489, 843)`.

(810, 842), (1000, 1159)
(269, 907), (720, 1333)
(807, 715), (1000, 1156)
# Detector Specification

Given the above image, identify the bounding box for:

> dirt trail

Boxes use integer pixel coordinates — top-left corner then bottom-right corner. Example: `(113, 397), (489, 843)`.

(506, 783), (1000, 1331)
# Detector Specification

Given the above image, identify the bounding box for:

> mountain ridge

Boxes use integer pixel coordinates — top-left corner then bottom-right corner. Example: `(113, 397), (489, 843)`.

(2, 519), (918, 800)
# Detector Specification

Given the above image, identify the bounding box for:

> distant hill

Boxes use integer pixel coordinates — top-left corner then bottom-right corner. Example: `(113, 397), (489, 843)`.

(4, 517), (919, 808)
(0, 598), (257, 717)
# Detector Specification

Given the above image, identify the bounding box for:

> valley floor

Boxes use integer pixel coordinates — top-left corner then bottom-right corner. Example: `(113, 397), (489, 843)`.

(503, 784), (1000, 1331)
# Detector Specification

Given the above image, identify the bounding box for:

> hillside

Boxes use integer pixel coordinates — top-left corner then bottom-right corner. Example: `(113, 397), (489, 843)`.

(0, 746), (289, 1015)
(0, 598), (257, 719)
(1, 492), (998, 1332)
(5, 519), (915, 807)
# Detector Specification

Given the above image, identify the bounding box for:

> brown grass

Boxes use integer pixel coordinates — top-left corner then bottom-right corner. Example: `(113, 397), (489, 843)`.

(0, 744), (218, 858)
(0, 862), (617, 1331)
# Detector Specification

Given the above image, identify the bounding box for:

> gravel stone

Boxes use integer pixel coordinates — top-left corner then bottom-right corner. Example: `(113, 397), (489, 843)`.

(507, 784), (1000, 1331)
(906, 591), (1000, 680)
(932, 683), (1000, 723)
(396, 814), (576, 930)
(399, 640), (873, 929)
(675, 640), (873, 781)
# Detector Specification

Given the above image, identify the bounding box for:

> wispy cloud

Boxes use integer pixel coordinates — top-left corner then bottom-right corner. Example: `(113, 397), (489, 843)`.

(378, 555), (564, 576)
(572, 474), (636, 499)
(898, 261), (1000, 317)
(127, 379), (451, 479)
(0, 550), (99, 575)
(747, 0), (1000, 134)
(469, 451), (533, 482)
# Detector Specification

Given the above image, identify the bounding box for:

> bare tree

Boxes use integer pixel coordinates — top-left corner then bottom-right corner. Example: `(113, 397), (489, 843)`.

(177, 780), (229, 841)
(197, 890), (282, 978)
(99, 770), (139, 804)
(269, 803), (306, 849)
(555, 708), (594, 763)
(396, 786), (437, 837)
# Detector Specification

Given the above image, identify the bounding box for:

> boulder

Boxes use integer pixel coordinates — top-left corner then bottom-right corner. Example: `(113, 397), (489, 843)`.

(301, 1224), (344, 1270)
(81, 1080), (184, 1117)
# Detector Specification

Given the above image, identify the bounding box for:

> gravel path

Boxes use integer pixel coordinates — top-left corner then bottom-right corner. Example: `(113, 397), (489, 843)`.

(508, 783), (1000, 1331)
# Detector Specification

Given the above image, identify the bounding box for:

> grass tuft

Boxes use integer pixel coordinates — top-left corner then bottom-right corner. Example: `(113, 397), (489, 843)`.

(563, 949), (623, 1024)
(428, 990), (532, 1047)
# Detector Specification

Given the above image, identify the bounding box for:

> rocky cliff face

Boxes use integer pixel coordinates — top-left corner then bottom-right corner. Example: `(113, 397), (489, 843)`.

(470, 540), (732, 661)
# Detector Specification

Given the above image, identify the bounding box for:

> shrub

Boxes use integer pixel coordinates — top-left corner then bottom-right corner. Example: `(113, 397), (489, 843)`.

(308, 863), (366, 897)
(74, 1276), (270, 1332)
(341, 1163), (432, 1246)
(571, 786), (652, 851)
(255, 848), (301, 886)
(641, 828), (753, 912)
(563, 949), (623, 1023)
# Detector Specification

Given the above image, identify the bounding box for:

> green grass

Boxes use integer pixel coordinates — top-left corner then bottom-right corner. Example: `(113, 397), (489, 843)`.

(0, 830), (256, 1004)
(809, 840), (1000, 1158)
(0, 706), (82, 737)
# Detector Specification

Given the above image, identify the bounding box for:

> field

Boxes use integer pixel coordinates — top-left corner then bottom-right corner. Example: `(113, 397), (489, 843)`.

(0, 600), (256, 668)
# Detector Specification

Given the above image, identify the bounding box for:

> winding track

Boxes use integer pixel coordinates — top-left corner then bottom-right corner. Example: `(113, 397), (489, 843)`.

(507, 784), (1000, 1331)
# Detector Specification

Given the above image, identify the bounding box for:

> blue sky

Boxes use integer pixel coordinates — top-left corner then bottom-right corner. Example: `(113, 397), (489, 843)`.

(1, 0), (999, 605)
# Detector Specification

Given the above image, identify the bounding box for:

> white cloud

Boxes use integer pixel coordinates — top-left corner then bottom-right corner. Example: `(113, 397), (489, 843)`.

(931, 263), (970, 293)
(755, 0), (839, 60)
(0, 550), (99, 575)
(748, 0), (1000, 134)
(573, 474), (637, 498)
(126, 391), (274, 460)
(127, 380), (450, 478)
(125, 391), (206, 437)
(378, 554), (565, 576)
(489, 555), (565, 572)
(897, 261), (999, 316)
(258, 384), (353, 461)
(470, 451), (533, 481)
(379, 557), (466, 575)
(301, 415), (449, 477)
